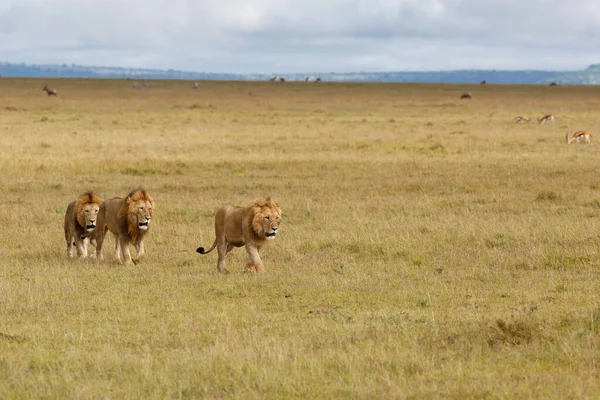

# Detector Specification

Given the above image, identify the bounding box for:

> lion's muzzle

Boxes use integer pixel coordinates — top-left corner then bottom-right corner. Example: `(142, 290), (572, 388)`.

(265, 229), (277, 240)
(86, 223), (96, 232)
(138, 218), (151, 230)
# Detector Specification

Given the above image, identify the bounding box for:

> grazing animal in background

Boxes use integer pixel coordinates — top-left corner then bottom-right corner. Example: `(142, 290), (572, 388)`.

(480, 80), (487, 85)
(315, 77), (322, 82)
(566, 130), (591, 144)
(43, 85), (57, 96)
(269, 76), (277, 82)
(305, 76), (309, 82)
(142, 81), (150, 89)
(64, 192), (103, 258)
(132, 82), (139, 88)
(279, 77), (286, 82)
(460, 92), (472, 99)
(94, 188), (155, 265)
(196, 197), (282, 274)
(549, 82), (558, 87)
(193, 81), (199, 89)
(515, 115), (531, 123)
(538, 114), (555, 125)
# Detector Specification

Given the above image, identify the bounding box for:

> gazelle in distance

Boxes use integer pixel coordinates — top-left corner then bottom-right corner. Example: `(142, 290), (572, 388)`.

(537, 114), (555, 125)
(42, 85), (57, 96)
(515, 115), (530, 123)
(566, 130), (591, 144)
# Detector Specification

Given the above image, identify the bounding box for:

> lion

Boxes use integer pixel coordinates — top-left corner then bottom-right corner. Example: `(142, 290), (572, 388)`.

(64, 192), (103, 258)
(94, 188), (155, 265)
(196, 197), (282, 273)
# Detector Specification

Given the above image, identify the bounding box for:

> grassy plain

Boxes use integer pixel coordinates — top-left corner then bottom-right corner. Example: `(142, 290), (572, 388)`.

(0, 78), (599, 398)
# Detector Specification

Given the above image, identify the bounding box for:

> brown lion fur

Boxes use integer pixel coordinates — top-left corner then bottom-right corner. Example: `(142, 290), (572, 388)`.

(196, 197), (282, 273)
(95, 188), (155, 265)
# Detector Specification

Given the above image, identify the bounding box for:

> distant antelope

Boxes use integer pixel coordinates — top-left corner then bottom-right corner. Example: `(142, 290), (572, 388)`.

(315, 77), (322, 82)
(279, 77), (285, 82)
(269, 76), (277, 82)
(549, 82), (558, 87)
(480, 80), (487, 85)
(193, 81), (199, 89)
(460, 92), (472, 99)
(43, 85), (57, 96)
(538, 114), (555, 125)
(142, 81), (150, 89)
(132, 82), (139, 89)
(305, 76), (309, 82)
(515, 115), (531, 123)
(566, 130), (591, 144)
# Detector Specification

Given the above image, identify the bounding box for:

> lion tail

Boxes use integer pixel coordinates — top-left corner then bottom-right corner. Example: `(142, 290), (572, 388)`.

(196, 240), (217, 255)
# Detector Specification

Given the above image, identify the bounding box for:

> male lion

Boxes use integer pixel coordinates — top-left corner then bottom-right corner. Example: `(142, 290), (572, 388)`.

(196, 197), (282, 273)
(94, 188), (155, 265)
(64, 192), (103, 258)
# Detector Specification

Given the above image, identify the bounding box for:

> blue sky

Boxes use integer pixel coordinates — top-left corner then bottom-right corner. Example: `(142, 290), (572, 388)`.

(1, 0), (599, 73)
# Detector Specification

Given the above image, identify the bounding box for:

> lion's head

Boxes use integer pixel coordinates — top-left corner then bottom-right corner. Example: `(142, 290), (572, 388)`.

(75, 192), (103, 232)
(119, 189), (155, 240)
(251, 197), (282, 240)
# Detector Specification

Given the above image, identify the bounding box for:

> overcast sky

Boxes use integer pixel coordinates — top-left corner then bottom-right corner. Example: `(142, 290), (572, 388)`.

(1, 0), (599, 73)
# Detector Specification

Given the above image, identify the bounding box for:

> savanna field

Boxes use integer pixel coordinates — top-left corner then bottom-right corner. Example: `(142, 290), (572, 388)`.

(0, 78), (599, 399)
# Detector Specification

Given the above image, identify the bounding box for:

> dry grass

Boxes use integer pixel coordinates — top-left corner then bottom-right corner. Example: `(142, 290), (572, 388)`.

(0, 78), (599, 399)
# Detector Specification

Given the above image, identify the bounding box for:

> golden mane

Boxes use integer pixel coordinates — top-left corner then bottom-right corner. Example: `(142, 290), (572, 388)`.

(251, 197), (281, 238)
(118, 188), (155, 243)
(75, 191), (103, 228)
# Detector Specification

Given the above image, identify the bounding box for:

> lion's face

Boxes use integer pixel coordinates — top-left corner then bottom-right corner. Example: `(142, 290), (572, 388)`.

(80, 203), (100, 232)
(252, 200), (282, 240)
(127, 196), (155, 231)
(75, 193), (102, 232)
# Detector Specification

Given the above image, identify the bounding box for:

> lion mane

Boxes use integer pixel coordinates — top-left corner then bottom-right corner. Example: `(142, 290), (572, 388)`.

(196, 197), (282, 273)
(95, 188), (155, 265)
(64, 191), (103, 258)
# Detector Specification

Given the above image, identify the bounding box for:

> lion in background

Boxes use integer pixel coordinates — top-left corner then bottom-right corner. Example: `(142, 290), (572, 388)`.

(94, 188), (155, 265)
(196, 197), (282, 273)
(64, 192), (103, 258)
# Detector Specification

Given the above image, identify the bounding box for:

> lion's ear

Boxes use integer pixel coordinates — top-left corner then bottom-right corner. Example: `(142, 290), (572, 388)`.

(265, 196), (278, 207)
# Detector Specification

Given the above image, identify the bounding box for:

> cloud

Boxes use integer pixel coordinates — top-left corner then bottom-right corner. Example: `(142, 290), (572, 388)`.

(1, 0), (599, 72)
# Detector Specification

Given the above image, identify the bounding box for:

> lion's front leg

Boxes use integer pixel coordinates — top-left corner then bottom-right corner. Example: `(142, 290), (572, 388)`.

(246, 256), (258, 273)
(75, 236), (88, 258)
(88, 237), (97, 258)
(66, 231), (74, 258)
(113, 237), (123, 264)
(120, 237), (134, 265)
(133, 239), (145, 264)
(81, 237), (90, 258)
(245, 244), (265, 273)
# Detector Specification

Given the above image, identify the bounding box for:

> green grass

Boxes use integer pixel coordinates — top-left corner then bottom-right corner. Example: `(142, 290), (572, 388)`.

(0, 78), (599, 398)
